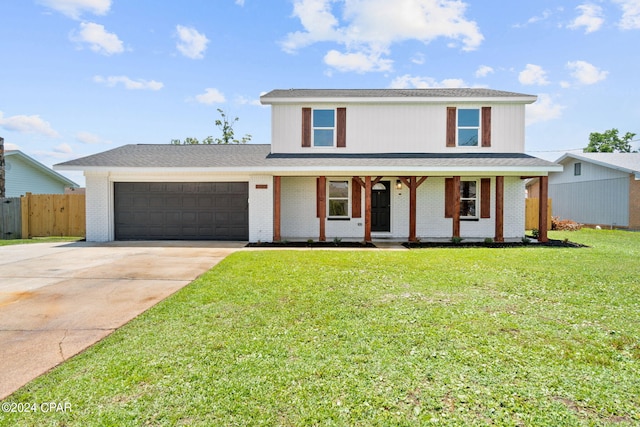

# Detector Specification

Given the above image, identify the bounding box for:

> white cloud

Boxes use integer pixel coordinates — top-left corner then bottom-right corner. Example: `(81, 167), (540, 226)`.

(195, 88), (226, 105)
(526, 93), (565, 125)
(411, 53), (425, 65)
(38, 0), (111, 19)
(54, 143), (73, 154)
(566, 60), (608, 84)
(518, 64), (549, 86)
(324, 50), (393, 73)
(93, 75), (164, 90)
(235, 95), (263, 106)
(0, 111), (60, 138)
(235, 0), (245, 5)
(390, 74), (467, 89)
(282, 0), (483, 73)
(70, 22), (124, 55)
(75, 131), (109, 144)
(4, 142), (20, 151)
(568, 4), (604, 33)
(475, 65), (494, 78)
(176, 25), (209, 59)
(613, 0), (640, 29)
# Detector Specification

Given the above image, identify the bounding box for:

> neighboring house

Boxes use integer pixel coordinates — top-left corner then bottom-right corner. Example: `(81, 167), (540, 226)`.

(55, 88), (561, 243)
(4, 150), (78, 197)
(547, 152), (640, 229)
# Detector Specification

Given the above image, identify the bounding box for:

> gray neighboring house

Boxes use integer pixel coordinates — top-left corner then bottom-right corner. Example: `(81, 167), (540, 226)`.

(4, 150), (78, 197)
(548, 152), (640, 230)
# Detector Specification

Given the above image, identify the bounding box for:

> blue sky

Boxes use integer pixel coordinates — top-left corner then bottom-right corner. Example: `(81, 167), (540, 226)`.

(1, 0), (639, 185)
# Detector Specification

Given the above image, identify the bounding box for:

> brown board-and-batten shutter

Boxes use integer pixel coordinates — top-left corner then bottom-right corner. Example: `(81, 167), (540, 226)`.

(481, 107), (491, 147)
(480, 178), (491, 218)
(302, 108), (311, 147)
(444, 177), (454, 218)
(351, 178), (361, 218)
(337, 107), (346, 148)
(446, 107), (456, 147)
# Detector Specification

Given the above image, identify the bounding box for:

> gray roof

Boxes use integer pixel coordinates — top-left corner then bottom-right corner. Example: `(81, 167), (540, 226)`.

(557, 152), (640, 175)
(55, 144), (560, 173)
(261, 88), (536, 101)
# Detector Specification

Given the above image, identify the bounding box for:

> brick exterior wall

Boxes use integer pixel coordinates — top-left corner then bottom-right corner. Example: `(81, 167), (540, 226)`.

(629, 175), (640, 230)
(248, 175), (274, 242)
(85, 172), (112, 242)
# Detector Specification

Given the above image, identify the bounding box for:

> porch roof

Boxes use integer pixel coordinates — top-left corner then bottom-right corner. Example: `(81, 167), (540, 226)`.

(54, 144), (561, 175)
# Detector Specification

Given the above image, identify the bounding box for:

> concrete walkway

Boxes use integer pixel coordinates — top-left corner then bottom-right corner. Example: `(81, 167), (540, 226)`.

(0, 241), (244, 400)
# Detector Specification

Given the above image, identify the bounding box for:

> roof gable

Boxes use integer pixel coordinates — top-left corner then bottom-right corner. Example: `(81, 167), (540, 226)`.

(6, 150), (78, 187)
(556, 152), (640, 177)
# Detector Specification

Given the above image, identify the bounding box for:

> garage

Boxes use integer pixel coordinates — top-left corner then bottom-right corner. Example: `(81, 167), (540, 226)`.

(114, 182), (248, 240)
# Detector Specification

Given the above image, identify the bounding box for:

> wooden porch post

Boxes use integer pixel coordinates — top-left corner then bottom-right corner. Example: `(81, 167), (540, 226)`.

(399, 176), (428, 242)
(273, 176), (281, 242)
(318, 176), (326, 241)
(364, 176), (372, 242)
(495, 176), (504, 242)
(538, 175), (548, 243)
(452, 176), (460, 238)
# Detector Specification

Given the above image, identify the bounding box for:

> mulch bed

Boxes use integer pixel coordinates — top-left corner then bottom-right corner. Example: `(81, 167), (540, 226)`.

(246, 241), (377, 248)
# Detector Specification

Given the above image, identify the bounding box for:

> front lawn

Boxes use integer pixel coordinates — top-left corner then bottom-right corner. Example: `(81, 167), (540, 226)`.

(1, 229), (639, 426)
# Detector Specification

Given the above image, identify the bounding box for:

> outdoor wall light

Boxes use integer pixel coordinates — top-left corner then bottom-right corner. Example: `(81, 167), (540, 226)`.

(396, 179), (402, 190)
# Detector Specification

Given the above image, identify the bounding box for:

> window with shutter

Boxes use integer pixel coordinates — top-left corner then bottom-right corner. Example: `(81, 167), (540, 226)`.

(446, 107), (492, 148)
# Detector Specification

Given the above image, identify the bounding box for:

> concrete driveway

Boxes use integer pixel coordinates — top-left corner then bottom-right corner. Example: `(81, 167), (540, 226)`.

(0, 240), (244, 400)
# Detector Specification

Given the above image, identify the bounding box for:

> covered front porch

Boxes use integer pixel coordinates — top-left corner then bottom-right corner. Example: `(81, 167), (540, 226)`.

(271, 174), (550, 244)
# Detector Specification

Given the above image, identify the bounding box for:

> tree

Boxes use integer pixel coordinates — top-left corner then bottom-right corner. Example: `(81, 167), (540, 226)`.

(171, 109), (252, 145)
(584, 128), (637, 153)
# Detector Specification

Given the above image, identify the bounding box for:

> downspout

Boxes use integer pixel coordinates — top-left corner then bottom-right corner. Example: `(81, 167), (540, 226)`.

(0, 136), (5, 198)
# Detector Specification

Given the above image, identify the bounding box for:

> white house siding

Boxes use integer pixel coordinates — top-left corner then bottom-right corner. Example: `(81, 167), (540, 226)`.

(5, 156), (67, 197)
(549, 159), (630, 227)
(280, 176), (526, 241)
(270, 103), (526, 154)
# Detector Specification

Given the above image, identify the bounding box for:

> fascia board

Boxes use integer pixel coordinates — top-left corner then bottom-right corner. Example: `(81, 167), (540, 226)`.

(56, 164), (562, 176)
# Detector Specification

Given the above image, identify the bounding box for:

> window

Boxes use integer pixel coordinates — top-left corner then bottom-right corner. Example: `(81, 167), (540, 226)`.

(313, 109), (335, 147)
(328, 180), (349, 217)
(574, 162), (582, 176)
(458, 109), (479, 146)
(460, 180), (477, 218)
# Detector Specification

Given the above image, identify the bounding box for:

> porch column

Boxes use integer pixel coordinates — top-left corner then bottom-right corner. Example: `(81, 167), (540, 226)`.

(538, 175), (549, 242)
(452, 176), (461, 238)
(318, 176), (326, 241)
(364, 176), (372, 242)
(495, 176), (504, 242)
(400, 176), (428, 242)
(273, 176), (281, 242)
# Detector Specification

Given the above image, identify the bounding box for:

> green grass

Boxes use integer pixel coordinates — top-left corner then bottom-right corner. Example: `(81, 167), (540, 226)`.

(0, 237), (82, 246)
(1, 229), (639, 426)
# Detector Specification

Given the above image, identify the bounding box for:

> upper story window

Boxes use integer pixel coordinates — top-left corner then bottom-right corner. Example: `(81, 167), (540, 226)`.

(313, 109), (335, 147)
(446, 106), (491, 148)
(302, 107), (346, 148)
(457, 109), (480, 147)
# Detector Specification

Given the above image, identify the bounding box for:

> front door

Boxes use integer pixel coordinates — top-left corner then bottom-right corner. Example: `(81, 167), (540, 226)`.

(371, 181), (391, 232)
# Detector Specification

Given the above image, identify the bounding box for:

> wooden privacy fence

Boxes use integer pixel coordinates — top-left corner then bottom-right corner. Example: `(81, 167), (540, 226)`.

(0, 197), (22, 239)
(20, 193), (86, 238)
(525, 198), (552, 231)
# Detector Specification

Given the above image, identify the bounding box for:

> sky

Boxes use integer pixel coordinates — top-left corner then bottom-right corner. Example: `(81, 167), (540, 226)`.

(1, 0), (639, 186)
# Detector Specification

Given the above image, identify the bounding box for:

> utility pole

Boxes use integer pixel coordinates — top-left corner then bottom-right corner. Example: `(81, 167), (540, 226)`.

(0, 136), (5, 198)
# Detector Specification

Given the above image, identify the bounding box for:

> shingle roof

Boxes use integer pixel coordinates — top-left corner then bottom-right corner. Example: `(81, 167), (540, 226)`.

(261, 88), (536, 102)
(55, 144), (560, 173)
(557, 152), (640, 175)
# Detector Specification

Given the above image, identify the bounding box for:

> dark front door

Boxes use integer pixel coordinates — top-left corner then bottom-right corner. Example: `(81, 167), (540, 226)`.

(371, 181), (391, 232)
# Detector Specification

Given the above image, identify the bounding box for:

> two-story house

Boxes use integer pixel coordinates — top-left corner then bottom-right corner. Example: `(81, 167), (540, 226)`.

(55, 88), (561, 243)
